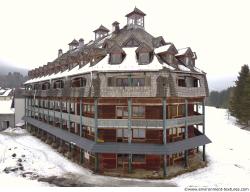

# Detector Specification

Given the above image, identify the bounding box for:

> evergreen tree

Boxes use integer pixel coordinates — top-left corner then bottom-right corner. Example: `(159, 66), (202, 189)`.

(229, 64), (249, 123)
(240, 75), (250, 124)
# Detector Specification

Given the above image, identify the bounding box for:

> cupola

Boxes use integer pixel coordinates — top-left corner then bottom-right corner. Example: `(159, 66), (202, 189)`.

(125, 7), (146, 29)
(68, 39), (79, 50)
(93, 25), (110, 40)
(112, 21), (120, 33)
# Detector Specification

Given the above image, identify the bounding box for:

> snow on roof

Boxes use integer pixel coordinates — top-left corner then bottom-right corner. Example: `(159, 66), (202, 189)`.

(0, 99), (14, 114)
(193, 66), (204, 73)
(154, 44), (172, 54)
(178, 64), (191, 72)
(0, 88), (12, 96)
(25, 48), (176, 84)
(176, 47), (189, 56)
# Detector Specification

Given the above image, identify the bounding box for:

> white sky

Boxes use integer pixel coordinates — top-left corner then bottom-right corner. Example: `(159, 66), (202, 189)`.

(0, 0), (250, 88)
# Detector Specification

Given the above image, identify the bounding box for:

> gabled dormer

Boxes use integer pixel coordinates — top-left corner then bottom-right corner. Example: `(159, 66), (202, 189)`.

(108, 44), (125, 64)
(155, 43), (178, 65)
(94, 25), (110, 40)
(126, 7), (146, 29)
(176, 47), (195, 66)
(122, 34), (141, 47)
(68, 39), (79, 50)
(135, 43), (153, 64)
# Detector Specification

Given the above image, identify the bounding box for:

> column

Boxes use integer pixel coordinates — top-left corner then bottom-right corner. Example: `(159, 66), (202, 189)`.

(94, 97), (99, 172)
(80, 98), (83, 137)
(128, 97), (132, 173)
(60, 99), (62, 129)
(202, 99), (206, 161)
(184, 99), (188, 167)
(68, 99), (71, 132)
(162, 97), (167, 176)
(53, 100), (56, 127)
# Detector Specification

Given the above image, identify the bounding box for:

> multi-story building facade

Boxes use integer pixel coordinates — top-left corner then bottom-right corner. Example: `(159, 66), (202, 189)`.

(23, 8), (211, 177)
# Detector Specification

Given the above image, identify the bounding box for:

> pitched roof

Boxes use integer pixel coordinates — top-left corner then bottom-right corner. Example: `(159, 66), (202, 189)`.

(125, 7), (146, 17)
(112, 21), (120, 25)
(176, 47), (193, 57)
(93, 25), (110, 32)
(68, 39), (79, 46)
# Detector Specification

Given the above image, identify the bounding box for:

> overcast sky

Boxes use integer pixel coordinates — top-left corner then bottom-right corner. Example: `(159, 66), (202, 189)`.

(1, 0), (250, 89)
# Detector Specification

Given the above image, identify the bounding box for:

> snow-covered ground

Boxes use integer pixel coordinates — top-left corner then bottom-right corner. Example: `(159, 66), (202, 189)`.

(0, 106), (250, 187)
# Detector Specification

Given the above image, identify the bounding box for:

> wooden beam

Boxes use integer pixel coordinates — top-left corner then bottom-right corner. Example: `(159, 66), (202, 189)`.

(128, 97), (132, 173)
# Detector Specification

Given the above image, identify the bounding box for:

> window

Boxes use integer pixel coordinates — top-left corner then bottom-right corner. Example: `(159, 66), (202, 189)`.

(132, 106), (145, 118)
(178, 104), (185, 117)
(166, 54), (174, 64)
(132, 154), (145, 163)
(139, 53), (149, 64)
(42, 82), (50, 90)
(193, 78), (200, 87)
(131, 78), (145, 86)
(116, 78), (129, 86)
(83, 104), (94, 114)
(53, 80), (64, 89)
(116, 106), (128, 118)
(116, 77), (145, 87)
(110, 53), (122, 64)
(86, 126), (95, 136)
(71, 77), (86, 87)
(116, 129), (129, 138)
(178, 78), (186, 87)
(132, 129), (145, 138)
(185, 57), (190, 65)
(34, 84), (39, 90)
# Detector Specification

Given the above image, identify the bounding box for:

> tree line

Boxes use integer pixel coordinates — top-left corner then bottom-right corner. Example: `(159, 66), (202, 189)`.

(0, 72), (28, 88)
(207, 64), (250, 124)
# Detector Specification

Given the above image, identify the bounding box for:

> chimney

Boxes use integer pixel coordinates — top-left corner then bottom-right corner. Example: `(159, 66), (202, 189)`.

(79, 38), (84, 47)
(112, 21), (120, 33)
(58, 49), (63, 57)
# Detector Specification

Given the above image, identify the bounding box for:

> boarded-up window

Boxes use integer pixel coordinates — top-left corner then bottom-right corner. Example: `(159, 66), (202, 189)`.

(139, 53), (149, 64)
(110, 53), (122, 64)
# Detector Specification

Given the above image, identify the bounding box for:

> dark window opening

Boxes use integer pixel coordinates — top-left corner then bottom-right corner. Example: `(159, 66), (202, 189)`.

(42, 82), (50, 90)
(53, 80), (64, 89)
(178, 78), (186, 87)
(193, 78), (200, 87)
(71, 77), (86, 88)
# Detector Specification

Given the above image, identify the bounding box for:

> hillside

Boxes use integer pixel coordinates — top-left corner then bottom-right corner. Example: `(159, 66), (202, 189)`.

(0, 62), (28, 76)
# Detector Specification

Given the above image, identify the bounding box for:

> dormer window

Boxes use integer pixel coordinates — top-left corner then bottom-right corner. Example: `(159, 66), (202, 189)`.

(185, 57), (190, 65)
(126, 7), (146, 29)
(135, 43), (152, 64)
(110, 53), (122, 64)
(139, 52), (149, 64)
(109, 44), (125, 64)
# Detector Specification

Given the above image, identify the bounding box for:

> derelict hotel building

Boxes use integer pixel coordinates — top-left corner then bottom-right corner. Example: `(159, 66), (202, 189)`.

(23, 8), (211, 177)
